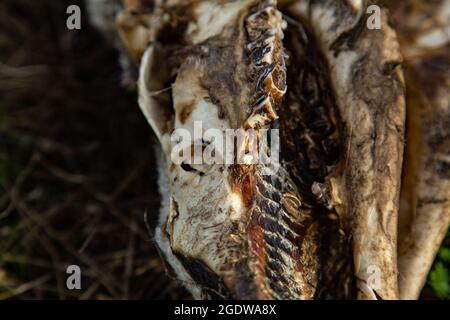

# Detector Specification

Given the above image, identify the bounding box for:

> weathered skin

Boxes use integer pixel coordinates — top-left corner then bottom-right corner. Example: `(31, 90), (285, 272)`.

(282, 0), (406, 299)
(383, 0), (450, 300)
(109, 0), (409, 299)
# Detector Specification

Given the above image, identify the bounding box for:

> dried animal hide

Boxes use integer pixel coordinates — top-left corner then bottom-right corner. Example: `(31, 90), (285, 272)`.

(87, 0), (449, 300)
(382, 0), (450, 300)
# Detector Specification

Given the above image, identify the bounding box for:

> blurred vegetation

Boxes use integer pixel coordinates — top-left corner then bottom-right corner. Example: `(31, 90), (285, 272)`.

(0, 0), (187, 299)
(427, 232), (450, 299)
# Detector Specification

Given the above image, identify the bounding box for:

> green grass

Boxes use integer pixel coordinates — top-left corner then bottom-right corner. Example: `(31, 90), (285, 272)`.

(428, 230), (450, 299)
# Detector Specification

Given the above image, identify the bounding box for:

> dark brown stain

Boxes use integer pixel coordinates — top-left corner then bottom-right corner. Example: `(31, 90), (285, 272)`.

(178, 101), (196, 124)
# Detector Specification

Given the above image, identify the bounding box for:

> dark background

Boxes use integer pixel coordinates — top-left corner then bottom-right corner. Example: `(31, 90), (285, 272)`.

(0, 0), (188, 299)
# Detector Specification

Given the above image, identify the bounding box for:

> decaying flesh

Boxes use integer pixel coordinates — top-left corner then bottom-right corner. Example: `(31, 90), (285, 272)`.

(281, 0), (407, 299)
(382, 0), (450, 300)
(84, 0), (450, 300)
(99, 0), (411, 299)
(110, 0), (409, 299)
